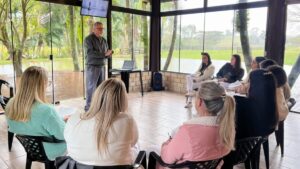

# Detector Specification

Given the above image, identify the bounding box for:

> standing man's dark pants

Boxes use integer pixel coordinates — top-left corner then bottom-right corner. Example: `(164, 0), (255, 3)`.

(85, 65), (105, 111)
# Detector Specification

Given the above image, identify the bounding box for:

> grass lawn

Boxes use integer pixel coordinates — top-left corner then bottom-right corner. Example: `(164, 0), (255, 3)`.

(161, 49), (299, 65)
(0, 49), (299, 72)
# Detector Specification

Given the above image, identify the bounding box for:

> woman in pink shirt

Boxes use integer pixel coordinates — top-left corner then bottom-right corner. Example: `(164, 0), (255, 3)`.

(159, 81), (236, 167)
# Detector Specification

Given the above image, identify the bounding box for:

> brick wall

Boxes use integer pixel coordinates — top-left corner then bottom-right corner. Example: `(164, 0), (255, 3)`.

(162, 72), (187, 94)
(114, 71), (188, 94)
(114, 71), (152, 93)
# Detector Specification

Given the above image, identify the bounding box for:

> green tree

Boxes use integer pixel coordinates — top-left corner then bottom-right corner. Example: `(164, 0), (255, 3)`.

(236, 0), (252, 72)
(67, 6), (80, 71)
(142, 0), (149, 70)
(0, 0), (32, 76)
(163, 0), (178, 71)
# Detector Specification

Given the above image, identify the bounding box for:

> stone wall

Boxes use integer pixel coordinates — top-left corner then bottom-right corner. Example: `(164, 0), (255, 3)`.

(114, 71), (187, 94)
(162, 72), (187, 94)
(113, 71), (152, 93)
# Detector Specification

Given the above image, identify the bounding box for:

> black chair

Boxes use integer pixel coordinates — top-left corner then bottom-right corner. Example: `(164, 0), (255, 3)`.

(0, 79), (15, 151)
(16, 134), (65, 169)
(275, 98), (296, 156)
(222, 136), (266, 169)
(148, 151), (222, 169)
(55, 151), (147, 169)
(0, 79), (13, 114)
(261, 98), (297, 169)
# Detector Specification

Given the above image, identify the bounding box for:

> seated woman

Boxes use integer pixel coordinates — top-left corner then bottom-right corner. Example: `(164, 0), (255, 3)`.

(260, 59), (291, 100)
(235, 69), (277, 139)
(64, 78), (138, 166)
(217, 54), (244, 83)
(268, 65), (290, 121)
(185, 52), (215, 108)
(5, 66), (66, 160)
(235, 56), (266, 94)
(260, 59), (278, 69)
(159, 81), (235, 167)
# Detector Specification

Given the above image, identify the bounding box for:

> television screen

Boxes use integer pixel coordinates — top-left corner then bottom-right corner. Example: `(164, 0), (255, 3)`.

(81, 0), (109, 18)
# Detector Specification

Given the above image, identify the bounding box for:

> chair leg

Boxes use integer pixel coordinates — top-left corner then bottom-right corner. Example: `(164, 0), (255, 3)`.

(221, 165), (233, 169)
(250, 145), (261, 169)
(263, 140), (270, 169)
(244, 158), (251, 169)
(8, 131), (14, 151)
(25, 158), (32, 169)
(148, 152), (157, 169)
(44, 160), (55, 169)
(275, 130), (279, 146)
(279, 121), (284, 156)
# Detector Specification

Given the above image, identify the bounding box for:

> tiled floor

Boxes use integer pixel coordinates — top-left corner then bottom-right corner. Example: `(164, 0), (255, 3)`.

(1, 91), (300, 169)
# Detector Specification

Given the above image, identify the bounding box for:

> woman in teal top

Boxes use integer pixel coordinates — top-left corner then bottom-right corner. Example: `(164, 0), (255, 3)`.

(5, 66), (66, 160)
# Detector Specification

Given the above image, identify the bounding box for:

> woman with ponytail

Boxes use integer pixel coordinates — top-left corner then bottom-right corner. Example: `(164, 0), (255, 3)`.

(159, 81), (236, 167)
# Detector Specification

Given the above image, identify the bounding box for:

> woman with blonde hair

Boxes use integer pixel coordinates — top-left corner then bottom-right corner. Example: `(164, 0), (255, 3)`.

(5, 66), (66, 160)
(158, 81), (235, 167)
(64, 78), (138, 166)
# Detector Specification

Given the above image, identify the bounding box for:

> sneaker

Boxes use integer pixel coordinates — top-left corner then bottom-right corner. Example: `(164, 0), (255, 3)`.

(184, 102), (192, 108)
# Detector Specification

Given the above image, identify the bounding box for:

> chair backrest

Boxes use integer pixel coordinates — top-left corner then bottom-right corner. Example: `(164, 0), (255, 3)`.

(223, 136), (265, 166)
(16, 135), (65, 162)
(55, 151), (147, 169)
(0, 79), (13, 96)
(148, 151), (221, 169)
(0, 79), (13, 110)
(288, 98), (296, 111)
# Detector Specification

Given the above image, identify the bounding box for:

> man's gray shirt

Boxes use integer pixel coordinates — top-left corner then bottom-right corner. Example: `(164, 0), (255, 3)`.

(84, 33), (108, 66)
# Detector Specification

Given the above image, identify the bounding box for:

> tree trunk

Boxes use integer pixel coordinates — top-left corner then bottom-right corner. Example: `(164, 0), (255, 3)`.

(125, 0), (136, 66)
(68, 6), (80, 71)
(13, 49), (23, 76)
(34, 33), (43, 58)
(237, 9), (252, 72)
(288, 55), (300, 88)
(236, 0), (252, 72)
(163, 1), (178, 71)
(142, 0), (149, 70)
(88, 16), (94, 34)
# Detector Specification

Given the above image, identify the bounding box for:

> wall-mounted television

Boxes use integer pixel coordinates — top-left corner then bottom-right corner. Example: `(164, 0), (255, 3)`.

(80, 0), (109, 18)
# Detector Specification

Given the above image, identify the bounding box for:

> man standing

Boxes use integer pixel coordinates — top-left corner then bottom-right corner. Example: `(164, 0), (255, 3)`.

(84, 22), (113, 111)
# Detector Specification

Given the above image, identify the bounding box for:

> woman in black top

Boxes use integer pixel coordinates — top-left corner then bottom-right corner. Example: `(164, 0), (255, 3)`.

(217, 54), (245, 83)
(234, 69), (277, 139)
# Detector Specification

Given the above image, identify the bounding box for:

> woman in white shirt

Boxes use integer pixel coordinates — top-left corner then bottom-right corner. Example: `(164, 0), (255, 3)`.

(185, 52), (215, 108)
(64, 78), (138, 166)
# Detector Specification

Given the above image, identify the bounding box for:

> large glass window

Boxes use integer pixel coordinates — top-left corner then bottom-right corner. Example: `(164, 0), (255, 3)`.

(208, 0), (267, 7)
(285, 4), (300, 67)
(161, 16), (180, 72)
(51, 4), (85, 101)
(113, 0), (151, 11)
(161, 0), (204, 12)
(204, 11), (235, 72)
(160, 6), (267, 76)
(112, 12), (150, 70)
(179, 14), (204, 73)
(285, 4), (300, 112)
(0, 0), (14, 93)
(133, 15), (150, 71)
(10, 0), (52, 100)
(161, 14), (204, 73)
(233, 7), (267, 72)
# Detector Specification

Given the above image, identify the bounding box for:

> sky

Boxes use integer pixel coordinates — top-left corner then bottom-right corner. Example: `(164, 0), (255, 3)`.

(165, 0), (300, 37)
(175, 0), (267, 32)
(286, 4), (300, 37)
